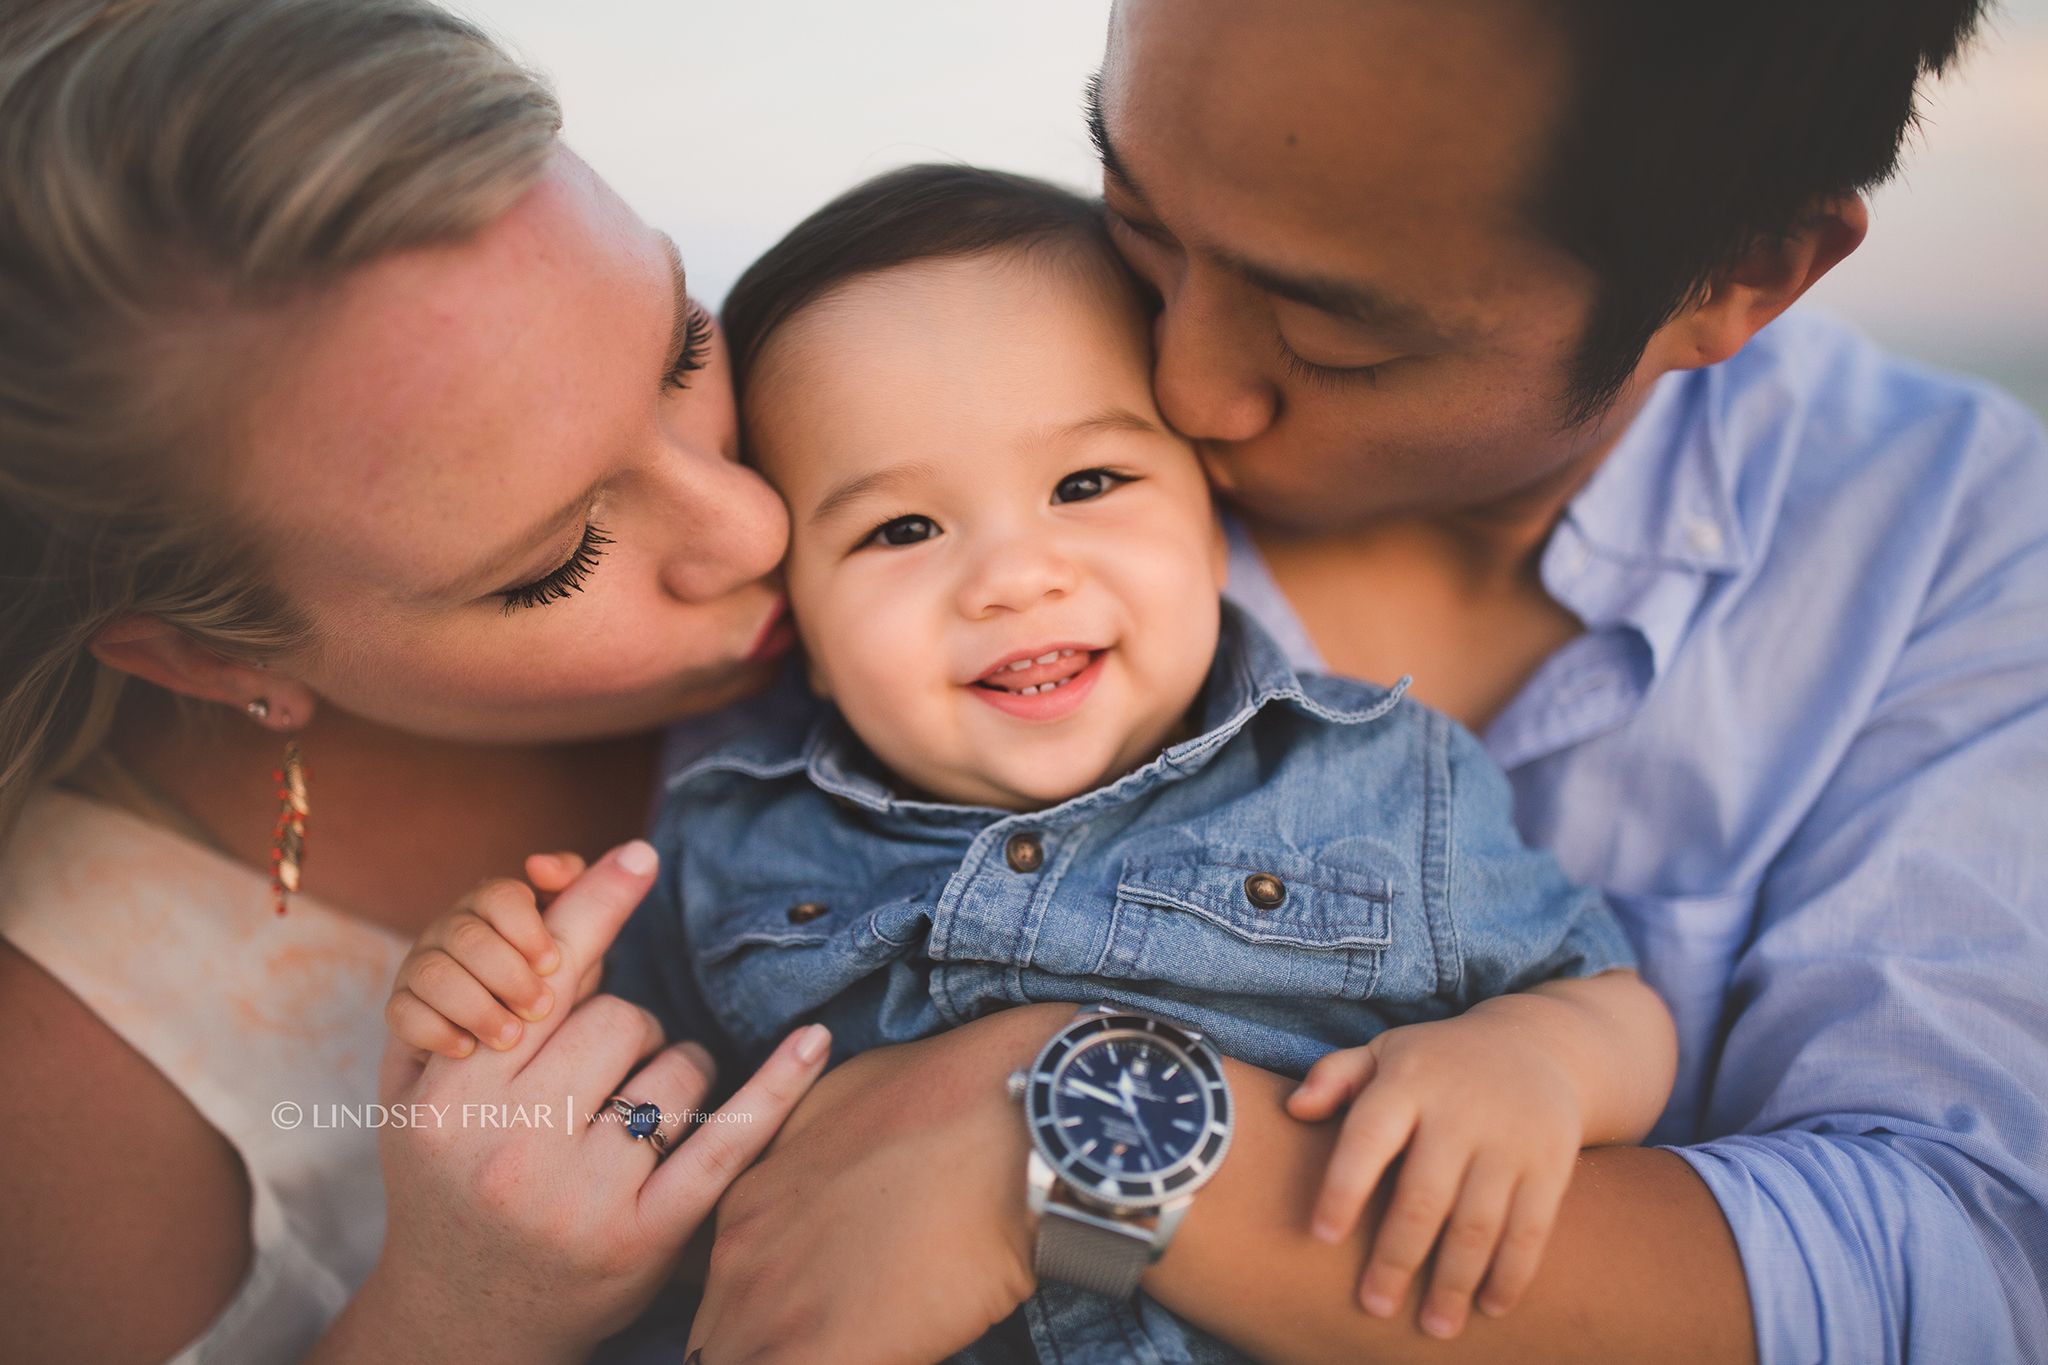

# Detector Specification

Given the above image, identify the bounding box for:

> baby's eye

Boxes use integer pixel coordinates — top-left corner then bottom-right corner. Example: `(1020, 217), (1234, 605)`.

(1052, 468), (1129, 504)
(865, 514), (940, 548)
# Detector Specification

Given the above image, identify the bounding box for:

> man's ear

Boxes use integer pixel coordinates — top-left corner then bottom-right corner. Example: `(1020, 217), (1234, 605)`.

(89, 616), (319, 732)
(1646, 194), (1869, 373)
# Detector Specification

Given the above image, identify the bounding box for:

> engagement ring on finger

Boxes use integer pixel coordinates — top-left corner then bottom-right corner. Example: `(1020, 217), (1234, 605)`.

(605, 1095), (673, 1158)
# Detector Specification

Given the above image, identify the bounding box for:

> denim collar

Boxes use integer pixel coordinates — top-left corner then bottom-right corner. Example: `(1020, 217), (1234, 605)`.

(670, 601), (1410, 828)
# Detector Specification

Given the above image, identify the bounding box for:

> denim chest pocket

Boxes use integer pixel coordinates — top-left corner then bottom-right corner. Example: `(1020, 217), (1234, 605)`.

(690, 888), (930, 1047)
(1101, 846), (1395, 1001)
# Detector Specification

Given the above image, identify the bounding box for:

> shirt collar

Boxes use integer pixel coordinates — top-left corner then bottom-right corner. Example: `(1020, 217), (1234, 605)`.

(1539, 367), (1751, 677)
(673, 602), (1408, 824)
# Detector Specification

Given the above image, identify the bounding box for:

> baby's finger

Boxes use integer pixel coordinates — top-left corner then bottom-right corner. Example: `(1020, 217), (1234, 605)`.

(525, 851), (588, 906)
(385, 987), (479, 1060)
(1288, 1046), (1379, 1122)
(1477, 1165), (1572, 1319)
(1310, 1086), (1414, 1244)
(402, 947), (527, 1051)
(442, 911), (556, 1022)
(1358, 1138), (1472, 1318)
(471, 878), (563, 976)
(1417, 1158), (1518, 1339)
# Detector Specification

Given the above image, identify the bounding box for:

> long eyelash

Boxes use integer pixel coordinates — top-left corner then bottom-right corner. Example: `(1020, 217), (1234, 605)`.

(499, 524), (614, 613)
(1278, 341), (1381, 392)
(665, 305), (715, 391)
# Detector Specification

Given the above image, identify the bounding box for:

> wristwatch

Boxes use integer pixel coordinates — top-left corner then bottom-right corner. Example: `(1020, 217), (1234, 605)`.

(1006, 1003), (1235, 1299)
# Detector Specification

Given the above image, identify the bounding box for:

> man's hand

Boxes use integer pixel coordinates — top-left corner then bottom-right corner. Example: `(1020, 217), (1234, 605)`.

(687, 1003), (1074, 1364)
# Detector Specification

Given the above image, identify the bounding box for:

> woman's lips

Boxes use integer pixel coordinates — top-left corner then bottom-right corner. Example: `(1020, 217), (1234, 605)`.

(970, 649), (1104, 721)
(742, 596), (797, 665)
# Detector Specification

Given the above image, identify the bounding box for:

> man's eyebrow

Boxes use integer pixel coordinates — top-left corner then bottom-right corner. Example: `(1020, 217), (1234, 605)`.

(1221, 251), (1439, 336)
(1084, 73), (1143, 201)
(659, 232), (691, 375)
(808, 461), (938, 526)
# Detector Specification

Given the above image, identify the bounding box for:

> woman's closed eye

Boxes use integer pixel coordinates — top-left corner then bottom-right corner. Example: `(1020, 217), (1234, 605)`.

(862, 514), (941, 550)
(498, 524), (613, 612)
(664, 303), (714, 392)
(1052, 468), (1135, 504)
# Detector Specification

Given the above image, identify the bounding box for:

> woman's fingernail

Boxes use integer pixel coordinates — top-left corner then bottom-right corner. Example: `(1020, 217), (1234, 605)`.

(455, 1035), (476, 1058)
(537, 947), (561, 976)
(794, 1023), (831, 1064)
(616, 840), (658, 875)
(495, 1020), (521, 1046)
(1362, 1292), (1397, 1317)
(529, 988), (554, 1019)
(1421, 1312), (1457, 1339)
(1311, 1219), (1342, 1243)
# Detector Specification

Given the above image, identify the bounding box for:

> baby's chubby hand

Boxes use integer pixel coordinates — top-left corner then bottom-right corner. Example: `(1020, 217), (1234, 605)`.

(1286, 1011), (1587, 1341)
(385, 842), (654, 1059)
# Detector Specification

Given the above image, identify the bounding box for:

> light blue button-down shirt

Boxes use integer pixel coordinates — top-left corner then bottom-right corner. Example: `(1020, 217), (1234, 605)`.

(1227, 309), (2048, 1364)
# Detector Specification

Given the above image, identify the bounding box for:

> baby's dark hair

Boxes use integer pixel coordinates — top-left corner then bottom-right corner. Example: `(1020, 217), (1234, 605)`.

(720, 164), (1121, 405)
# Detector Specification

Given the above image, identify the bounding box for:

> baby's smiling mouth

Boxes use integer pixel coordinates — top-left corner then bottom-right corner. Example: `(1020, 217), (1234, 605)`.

(973, 647), (1099, 696)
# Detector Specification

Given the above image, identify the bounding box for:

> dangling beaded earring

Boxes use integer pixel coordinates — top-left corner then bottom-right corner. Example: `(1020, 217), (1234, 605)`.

(248, 698), (308, 915)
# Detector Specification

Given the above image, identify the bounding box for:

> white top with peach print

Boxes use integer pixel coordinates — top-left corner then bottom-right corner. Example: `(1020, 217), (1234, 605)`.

(0, 789), (405, 1365)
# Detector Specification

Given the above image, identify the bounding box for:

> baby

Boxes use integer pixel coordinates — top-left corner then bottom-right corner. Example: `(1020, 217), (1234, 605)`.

(390, 167), (1676, 1356)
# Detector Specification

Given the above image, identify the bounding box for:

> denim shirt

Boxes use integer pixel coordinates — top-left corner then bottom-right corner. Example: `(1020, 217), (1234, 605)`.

(611, 605), (1634, 1365)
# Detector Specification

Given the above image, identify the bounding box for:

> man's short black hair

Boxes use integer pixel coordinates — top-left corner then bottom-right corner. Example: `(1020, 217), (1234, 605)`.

(1540, 0), (1991, 421)
(1085, 0), (1990, 425)
(720, 163), (1116, 404)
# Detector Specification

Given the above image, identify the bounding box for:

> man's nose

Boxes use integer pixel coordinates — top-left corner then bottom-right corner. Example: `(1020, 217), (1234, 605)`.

(1150, 264), (1278, 444)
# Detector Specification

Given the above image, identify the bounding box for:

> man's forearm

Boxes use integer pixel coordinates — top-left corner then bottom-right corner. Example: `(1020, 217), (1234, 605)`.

(1145, 1060), (1757, 1365)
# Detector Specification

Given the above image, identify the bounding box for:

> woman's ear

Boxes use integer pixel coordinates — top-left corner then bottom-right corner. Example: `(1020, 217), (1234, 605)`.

(1645, 194), (1869, 373)
(89, 616), (320, 732)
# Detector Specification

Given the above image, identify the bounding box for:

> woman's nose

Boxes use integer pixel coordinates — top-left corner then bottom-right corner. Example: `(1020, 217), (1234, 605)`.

(1150, 265), (1278, 444)
(956, 534), (1080, 619)
(656, 449), (790, 603)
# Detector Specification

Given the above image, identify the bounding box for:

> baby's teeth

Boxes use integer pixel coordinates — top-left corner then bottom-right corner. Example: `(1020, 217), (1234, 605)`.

(1035, 651), (1060, 665)
(1060, 649), (1075, 657)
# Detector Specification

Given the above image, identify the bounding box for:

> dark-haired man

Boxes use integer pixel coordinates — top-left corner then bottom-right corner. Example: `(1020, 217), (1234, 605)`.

(688, 2), (2045, 1361)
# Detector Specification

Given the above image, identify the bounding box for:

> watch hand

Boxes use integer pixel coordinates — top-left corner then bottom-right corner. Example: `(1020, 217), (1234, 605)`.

(1116, 1072), (1167, 1167)
(1063, 1078), (1125, 1108)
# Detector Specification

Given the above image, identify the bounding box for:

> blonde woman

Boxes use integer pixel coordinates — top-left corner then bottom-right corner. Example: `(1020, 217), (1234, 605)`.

(0, 3), (828, 1361)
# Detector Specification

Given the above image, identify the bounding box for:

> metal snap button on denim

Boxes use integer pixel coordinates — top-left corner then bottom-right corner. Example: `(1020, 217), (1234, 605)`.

(786, 902), (829, 924)
(1005, 833), (1045, 873)
(1244, 873), (1286, 910)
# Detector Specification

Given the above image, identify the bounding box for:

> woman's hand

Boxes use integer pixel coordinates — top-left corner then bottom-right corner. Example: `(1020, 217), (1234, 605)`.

(687, 1002), (1076, 1365)
(313, 842), (831, 1365)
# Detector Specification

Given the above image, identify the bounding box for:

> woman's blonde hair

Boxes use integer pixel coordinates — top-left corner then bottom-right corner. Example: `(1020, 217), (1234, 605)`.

(0, 0), (561, 838)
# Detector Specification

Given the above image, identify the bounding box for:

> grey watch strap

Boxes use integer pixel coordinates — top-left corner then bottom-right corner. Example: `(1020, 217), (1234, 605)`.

(1035, 1200), (1155, 1299)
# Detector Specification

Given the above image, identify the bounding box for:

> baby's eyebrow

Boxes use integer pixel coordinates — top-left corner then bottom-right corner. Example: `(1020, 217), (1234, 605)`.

(808, 460), (939, 525)
(1044, 406), (1163, 443)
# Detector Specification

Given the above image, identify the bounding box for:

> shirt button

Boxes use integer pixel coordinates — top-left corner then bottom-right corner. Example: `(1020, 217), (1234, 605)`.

(1244, 873), (1286, 910)
(786, 902), (829, 924)
(1005, 833), (1045, 874)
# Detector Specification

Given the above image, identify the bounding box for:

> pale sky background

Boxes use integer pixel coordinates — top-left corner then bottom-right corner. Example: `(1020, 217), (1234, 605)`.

(454, 0), (2047, 419)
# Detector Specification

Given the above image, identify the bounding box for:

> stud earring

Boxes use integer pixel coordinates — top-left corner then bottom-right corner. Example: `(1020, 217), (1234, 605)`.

(246, 697), (270, 721)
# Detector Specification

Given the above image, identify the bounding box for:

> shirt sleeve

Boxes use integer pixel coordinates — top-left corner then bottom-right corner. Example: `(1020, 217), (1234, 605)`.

(1678, 395), (2048, 1365)
(1439, 712), (1640, 999)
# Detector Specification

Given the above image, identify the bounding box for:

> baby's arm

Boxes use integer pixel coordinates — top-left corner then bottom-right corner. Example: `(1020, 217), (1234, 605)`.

(1287, 968), (1676, 1339)
(385, 852), (591, 1058)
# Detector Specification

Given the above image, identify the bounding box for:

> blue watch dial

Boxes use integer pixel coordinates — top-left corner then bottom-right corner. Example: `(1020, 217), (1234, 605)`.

(1051, 1035), (1209, 1179)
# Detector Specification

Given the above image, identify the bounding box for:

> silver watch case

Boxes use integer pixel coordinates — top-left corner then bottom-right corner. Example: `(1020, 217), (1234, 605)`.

(1013, 1004), (1234, 1218)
